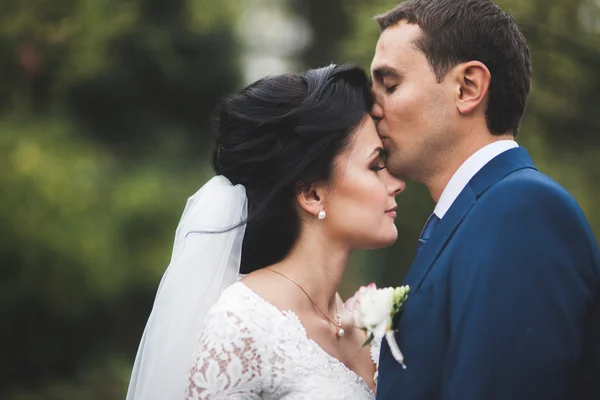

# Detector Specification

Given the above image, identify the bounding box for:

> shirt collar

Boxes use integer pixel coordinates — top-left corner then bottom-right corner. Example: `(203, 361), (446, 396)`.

(434, 140), (519, 219)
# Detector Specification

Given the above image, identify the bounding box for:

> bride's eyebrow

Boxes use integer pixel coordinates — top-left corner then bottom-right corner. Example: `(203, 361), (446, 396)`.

(367, 147), (386, 160)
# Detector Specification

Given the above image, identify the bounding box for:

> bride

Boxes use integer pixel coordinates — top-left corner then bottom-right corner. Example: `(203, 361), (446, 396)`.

(126, 64), (405, 399)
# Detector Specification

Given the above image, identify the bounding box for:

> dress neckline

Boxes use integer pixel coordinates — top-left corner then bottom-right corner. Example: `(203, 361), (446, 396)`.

(235, 281), (375, 395)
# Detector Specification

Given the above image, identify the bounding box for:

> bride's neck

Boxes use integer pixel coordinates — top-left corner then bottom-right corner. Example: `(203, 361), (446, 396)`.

(270, 229), (350, 315)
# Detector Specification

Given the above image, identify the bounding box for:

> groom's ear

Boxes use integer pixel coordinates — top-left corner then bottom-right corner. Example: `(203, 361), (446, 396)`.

(296, 184), (326, 218)
(454, 61), (491, 115)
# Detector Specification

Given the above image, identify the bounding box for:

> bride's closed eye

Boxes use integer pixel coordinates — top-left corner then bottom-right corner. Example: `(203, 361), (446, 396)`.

(369, 149), (387, 172)
(370, 161), (386, 172)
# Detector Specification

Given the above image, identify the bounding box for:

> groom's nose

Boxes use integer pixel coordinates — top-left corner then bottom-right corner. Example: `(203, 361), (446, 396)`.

(371, 102), (384, 124)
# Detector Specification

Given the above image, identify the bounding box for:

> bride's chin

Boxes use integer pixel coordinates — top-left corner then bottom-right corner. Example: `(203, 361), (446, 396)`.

(384, 228), (399, 246)
(383, 236), (398, 247)
(368, 233), (398, 249)
(382, 227), (399, 245)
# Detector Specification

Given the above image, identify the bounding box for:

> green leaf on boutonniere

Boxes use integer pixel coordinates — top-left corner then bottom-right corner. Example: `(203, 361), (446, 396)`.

(361, 332), (375, 347)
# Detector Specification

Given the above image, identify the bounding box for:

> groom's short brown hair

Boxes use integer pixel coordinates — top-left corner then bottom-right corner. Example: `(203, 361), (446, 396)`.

(375, 0), (531, 136)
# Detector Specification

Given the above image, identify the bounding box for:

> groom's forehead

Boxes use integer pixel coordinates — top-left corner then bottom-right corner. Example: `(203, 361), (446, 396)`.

(373, 21), (423, 64)
(371, 22), (423, 74)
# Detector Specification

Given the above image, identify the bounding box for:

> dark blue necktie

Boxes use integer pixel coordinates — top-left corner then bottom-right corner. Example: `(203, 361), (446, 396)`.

(418, 213), (441, 250)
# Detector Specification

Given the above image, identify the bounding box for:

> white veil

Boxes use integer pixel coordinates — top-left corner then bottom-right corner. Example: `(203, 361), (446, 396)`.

(125, 176), (247, 400)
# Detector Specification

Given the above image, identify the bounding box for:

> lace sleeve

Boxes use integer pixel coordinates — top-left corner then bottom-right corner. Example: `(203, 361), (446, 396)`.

(185, 305), (265, 400)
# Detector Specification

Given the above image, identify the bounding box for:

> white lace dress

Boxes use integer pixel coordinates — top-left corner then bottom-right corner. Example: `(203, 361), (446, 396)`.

(185, 282), (378, 400)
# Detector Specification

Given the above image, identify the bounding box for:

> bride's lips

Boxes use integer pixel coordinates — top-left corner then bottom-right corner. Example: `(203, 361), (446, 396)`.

(385, 206), (397, 219)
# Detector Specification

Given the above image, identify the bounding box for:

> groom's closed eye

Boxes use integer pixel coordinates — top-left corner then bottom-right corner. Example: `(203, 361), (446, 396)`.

(372, 65), (401, 88)
(385, 85), (398, 94)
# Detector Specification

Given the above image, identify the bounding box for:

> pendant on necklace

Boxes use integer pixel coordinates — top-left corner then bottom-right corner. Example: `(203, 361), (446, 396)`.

(336, 313), (344, 338)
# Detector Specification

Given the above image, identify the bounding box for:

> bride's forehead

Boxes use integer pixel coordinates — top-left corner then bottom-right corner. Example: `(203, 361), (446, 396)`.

(346, 119), (382, 156)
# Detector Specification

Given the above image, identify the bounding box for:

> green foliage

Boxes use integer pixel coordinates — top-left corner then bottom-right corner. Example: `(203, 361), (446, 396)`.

(0, 114), (212, 396)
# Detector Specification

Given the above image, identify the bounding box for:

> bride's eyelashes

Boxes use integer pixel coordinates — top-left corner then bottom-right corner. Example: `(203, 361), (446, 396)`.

(370, 153), (387, 172)
(370, 163), (386, 172)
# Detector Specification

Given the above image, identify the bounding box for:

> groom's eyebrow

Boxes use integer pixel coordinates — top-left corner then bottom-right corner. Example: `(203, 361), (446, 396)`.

(372, 65), (401, 81)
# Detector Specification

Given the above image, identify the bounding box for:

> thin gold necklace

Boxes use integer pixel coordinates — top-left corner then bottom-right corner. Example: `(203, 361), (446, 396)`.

(265, 268), (345, 339)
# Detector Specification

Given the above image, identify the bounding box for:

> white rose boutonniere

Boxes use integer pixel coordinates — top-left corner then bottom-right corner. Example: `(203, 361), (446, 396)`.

(344, 283), (410, 368)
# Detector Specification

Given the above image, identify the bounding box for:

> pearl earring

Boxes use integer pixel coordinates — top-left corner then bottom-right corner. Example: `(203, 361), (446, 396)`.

(317, 210), (326, 220)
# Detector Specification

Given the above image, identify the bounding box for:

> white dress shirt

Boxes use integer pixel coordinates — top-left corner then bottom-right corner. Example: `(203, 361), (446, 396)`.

(434, 140), (519, 219)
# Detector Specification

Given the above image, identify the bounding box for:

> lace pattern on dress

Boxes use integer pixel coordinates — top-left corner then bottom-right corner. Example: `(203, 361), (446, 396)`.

(185, 282), (375, 400)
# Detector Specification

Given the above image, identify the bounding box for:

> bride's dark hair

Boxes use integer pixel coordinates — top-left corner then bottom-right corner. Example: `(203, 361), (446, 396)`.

(212, 64), (374, 273)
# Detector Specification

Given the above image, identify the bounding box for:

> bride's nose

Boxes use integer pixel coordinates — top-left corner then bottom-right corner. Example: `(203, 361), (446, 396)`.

(388, 175), (406, 196)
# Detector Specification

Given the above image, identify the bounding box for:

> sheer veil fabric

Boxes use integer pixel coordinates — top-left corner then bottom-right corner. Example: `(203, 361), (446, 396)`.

(126, 176), (247, 400)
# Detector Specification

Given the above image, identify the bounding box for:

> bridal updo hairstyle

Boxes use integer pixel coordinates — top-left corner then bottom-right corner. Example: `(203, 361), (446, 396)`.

(211, 64), (374, 274)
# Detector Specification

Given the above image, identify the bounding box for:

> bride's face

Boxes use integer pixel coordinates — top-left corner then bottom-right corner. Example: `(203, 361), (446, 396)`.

(324, 115), (406, 249)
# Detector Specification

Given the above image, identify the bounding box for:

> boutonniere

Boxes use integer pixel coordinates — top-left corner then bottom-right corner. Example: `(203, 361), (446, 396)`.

(344, 283), (410, 368)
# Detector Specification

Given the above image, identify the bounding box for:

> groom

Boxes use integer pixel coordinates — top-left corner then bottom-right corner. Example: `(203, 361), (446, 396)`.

(371, 0), (600, 399)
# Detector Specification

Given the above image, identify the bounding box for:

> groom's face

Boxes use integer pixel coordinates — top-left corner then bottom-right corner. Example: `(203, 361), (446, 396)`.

(371, 22), (456, 180)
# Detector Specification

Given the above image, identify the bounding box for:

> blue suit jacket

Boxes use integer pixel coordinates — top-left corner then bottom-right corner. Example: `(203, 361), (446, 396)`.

(377, 148), (600, 400)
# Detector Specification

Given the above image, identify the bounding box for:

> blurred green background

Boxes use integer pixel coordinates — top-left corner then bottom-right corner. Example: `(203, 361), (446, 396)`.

(1, 0), (599, 398)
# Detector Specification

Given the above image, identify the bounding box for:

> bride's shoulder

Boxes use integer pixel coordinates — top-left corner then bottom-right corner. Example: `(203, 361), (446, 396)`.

(208, 281), (258, 314)
(210, 281), (256, 310)
(204, 281), (284, 332)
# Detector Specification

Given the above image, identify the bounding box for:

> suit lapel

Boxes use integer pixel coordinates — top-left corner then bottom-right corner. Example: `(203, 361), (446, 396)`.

(402, 148), (538, 291)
